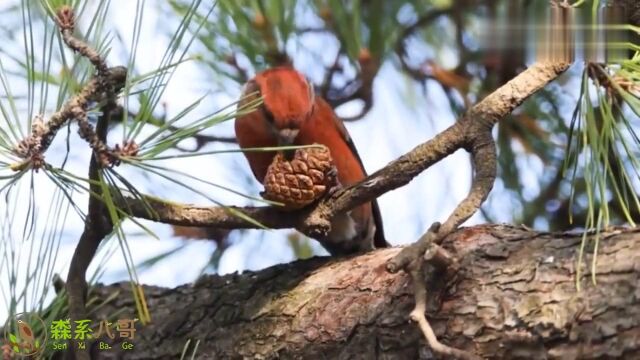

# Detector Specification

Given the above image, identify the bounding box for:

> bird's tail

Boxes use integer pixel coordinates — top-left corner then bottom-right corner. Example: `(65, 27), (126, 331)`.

(371, 198), (388, 248)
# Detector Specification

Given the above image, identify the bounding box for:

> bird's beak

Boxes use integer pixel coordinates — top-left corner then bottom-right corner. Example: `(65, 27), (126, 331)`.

(278, 128), (299, 146)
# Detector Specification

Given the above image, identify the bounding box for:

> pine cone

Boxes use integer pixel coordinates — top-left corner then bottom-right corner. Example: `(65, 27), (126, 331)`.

(262, 146), (334, 210)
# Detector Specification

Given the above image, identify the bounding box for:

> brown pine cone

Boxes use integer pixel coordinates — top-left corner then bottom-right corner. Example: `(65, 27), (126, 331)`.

(262, 146), (334, 210)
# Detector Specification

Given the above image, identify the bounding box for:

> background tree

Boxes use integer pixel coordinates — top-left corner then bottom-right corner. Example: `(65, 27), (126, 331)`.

(0, 0), (638, 358)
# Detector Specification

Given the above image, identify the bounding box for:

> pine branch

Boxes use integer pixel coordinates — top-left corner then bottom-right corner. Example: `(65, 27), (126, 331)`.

(119, 61), (570, 240)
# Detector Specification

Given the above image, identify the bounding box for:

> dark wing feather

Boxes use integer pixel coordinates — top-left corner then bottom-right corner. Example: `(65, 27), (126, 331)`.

(330, 114), (388, 248)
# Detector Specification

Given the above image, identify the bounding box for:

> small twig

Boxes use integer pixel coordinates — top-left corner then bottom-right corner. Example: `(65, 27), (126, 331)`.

(112, 105), (237, 150)
(411, 302), (478, 359)
(53, 274), (66, 295)
(56, 5), (109, 75)
(407, 258), (480, 360)
(10, 66), (127, 171)
(76, 110), (114, 167)
(321, 50), (378, 120)
(394, 8), (453, 82)
(11, 77), (101, 170)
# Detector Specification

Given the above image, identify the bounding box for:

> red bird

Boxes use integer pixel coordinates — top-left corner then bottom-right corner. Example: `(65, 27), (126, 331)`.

(234, 67), (387, 254)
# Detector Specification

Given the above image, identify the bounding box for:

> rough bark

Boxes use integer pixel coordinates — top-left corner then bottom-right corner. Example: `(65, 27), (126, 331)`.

(81, 224), (640, 359)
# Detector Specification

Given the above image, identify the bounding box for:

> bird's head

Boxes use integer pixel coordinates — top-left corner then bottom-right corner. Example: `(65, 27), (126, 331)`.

(242, 67), (315, 146)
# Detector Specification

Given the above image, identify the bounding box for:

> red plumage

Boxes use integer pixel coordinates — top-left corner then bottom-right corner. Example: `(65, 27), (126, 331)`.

(235, 67), (386, 254)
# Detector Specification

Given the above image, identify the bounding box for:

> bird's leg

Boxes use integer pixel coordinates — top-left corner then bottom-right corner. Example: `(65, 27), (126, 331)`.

(325, 164), (343, 197)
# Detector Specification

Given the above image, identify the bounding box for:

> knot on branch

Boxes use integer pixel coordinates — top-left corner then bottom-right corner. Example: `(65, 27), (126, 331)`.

(387, 222), (442, 274)
(105, 66), (128, 93)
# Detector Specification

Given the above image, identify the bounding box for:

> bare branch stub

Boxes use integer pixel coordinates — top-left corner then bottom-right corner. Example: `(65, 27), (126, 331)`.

(110, 61), (571, 359)
(381, 136), (491, 357)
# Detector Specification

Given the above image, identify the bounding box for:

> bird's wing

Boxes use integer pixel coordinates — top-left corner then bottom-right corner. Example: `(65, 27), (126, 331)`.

(327, 103), (388, 248)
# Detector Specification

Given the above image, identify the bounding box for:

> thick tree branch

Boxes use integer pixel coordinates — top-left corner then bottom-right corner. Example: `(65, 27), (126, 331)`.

(74, 225), (640, 359)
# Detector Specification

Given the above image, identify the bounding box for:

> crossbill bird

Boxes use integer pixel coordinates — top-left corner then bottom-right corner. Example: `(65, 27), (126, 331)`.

(234, 67), (387, 254)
